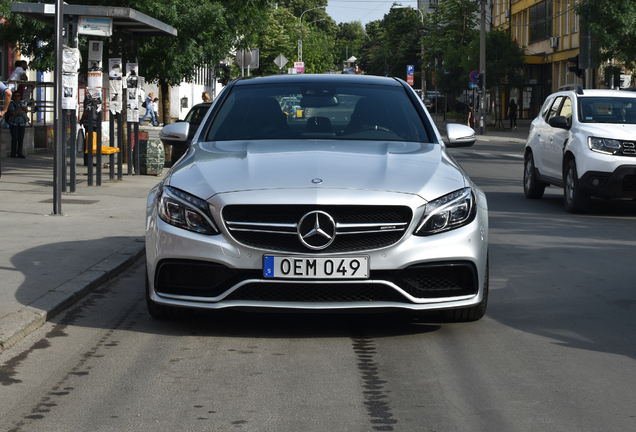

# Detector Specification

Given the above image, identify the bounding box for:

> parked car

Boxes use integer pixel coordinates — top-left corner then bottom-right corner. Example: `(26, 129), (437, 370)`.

(146, 74), (489, 321)
(524, 84), (636, 212)
(159, 102), (212, 166)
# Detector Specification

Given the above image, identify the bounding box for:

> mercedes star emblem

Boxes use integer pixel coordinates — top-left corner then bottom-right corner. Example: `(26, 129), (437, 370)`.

(297, 211), (336, 250)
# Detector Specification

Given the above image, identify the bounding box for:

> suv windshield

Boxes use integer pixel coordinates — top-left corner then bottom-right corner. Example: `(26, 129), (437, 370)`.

(206, 83), (429, 142)
(578, 96), (636, 124)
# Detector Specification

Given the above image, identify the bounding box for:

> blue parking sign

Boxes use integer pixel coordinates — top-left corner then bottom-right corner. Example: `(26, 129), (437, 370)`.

(407, 65), (414, 75)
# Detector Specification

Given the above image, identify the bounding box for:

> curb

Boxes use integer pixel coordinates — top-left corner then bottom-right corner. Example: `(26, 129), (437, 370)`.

(0, 238), (146, 353)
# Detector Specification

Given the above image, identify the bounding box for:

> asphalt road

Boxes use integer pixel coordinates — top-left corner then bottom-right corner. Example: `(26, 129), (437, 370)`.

(1, 137), (636, 432)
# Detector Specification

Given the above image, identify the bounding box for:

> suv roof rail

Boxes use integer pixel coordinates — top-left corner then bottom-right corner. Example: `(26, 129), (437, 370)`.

(558, 84), (584, 94)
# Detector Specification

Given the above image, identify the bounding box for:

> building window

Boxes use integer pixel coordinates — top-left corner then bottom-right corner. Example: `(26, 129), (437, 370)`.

(529, 0), (553, 44)
(573, 0), (578, 32)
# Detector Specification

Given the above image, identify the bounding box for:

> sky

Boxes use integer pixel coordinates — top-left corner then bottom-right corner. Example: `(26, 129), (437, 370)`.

(326, 0), (421, 27)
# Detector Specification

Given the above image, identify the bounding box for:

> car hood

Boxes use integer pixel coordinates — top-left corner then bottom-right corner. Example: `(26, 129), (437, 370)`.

(165, 140), (467, 202)
(578, 122), (636, 139)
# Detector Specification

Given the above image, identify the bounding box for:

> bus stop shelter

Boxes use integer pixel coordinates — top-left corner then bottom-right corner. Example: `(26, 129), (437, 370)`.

(11, 3), (177, 214)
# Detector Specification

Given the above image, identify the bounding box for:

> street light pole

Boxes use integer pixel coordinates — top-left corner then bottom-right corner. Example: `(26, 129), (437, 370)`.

(479, 0), (486, 135)
(391, 5), (425, 96)
(298, 6), (326, 63)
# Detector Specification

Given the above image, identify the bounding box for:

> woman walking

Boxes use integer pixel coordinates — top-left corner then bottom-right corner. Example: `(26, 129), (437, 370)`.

(507, 98), (518, 130)
(7, 91), (29, 158)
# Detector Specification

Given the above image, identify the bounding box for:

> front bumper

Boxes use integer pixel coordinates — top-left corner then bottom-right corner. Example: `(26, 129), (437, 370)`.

(145, 201), (488, 312)
(579, 165), (636, 199)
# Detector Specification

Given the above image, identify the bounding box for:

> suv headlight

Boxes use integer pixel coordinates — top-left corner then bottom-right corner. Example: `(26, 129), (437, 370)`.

(158, 186), (219, 235)
(414, 188), (476, 236)
(588, 137), (621, 155)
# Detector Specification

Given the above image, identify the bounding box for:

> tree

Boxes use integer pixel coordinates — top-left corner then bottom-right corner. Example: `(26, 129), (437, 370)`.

(0, 0), (272, 123)
(576, 0), (636, 72)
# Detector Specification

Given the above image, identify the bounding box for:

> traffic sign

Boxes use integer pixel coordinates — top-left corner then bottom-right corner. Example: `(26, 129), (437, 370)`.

(470, 70), (479, 83)
(407, 65), (414, 76)
(274, 54), (288, 69)
(407, 75), (414, 85)
(469, 82), (479, 89)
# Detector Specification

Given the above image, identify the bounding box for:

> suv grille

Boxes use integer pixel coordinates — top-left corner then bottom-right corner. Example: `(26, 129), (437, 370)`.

(223, 205), (412, 253)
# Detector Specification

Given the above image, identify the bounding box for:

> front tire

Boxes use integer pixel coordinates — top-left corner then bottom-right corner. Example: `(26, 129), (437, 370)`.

(564, 159), (589, 213)
(439, 258), (489, 322)
(524, 153), (546, 199)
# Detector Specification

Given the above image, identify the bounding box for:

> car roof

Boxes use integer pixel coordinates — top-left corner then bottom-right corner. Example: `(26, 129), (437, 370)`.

(556, 88), (636, 99)
(233, 74), (404, 87)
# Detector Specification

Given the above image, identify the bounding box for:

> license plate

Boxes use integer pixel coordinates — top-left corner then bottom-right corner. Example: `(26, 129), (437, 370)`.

(263, 255), (369, 279)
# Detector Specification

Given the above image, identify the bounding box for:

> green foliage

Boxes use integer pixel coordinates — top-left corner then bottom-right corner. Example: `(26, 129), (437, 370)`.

(358, 9), (421, 81)
(576, 0), (636, 71)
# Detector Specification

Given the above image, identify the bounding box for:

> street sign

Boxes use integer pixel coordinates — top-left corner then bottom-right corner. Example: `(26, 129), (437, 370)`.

(407, 75), (414, 85)
(470, 70), (479, 83)
(235, 50), (252, 68)
(407, 65), (414, 75)
(469, 82), (479, 89)
(274, 54), (288, 69)
(294, 61), (305, 74)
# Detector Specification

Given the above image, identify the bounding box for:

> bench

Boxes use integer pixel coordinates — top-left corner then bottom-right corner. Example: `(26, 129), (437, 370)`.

(85, 132), (120, 179)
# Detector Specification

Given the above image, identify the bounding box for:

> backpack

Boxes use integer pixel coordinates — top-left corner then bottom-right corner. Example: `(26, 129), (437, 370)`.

(142, 100), (147, 108)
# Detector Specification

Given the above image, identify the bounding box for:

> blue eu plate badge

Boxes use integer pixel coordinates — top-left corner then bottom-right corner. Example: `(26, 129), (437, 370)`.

(263, 255), (274, 278)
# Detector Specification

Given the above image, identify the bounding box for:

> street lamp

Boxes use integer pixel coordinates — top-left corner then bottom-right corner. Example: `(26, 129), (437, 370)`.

(298, 6), (326, 64)
(391, 5), (425, 97)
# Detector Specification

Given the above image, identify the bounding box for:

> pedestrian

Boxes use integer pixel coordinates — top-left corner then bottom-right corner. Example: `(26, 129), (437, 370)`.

(139, 92), (157, 126)
(507, 98), (518, 130)
(7, 91), (29, 158)
(467, 104), (474, 129)
(152, 97), (159, 124)
(0, 80), (12, 118)
(8, 60), (28, 91)
(80, 93), (101, 166)
(202, 92), (211, 103)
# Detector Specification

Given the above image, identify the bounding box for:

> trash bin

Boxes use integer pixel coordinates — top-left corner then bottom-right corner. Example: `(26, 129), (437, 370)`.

(139, 138), (165, 175)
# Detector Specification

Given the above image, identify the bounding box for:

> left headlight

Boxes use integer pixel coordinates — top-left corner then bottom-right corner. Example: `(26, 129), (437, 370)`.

(158, 186), (219, 235)
(588, 137), (621, 155)
(414, 187), (476, 236)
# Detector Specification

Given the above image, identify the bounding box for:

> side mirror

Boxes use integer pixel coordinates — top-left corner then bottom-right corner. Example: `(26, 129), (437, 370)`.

(549, 115), (570, 129)
(159, 122), (190, 146)
(446, 123), (476, 148)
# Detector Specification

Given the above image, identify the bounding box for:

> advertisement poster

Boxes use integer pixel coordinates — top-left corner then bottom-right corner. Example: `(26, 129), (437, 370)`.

(87, 71), (102, 88)
(109, 79), (122, 114)
(109, 58), (122, 79)
(62, 73), (78, 110)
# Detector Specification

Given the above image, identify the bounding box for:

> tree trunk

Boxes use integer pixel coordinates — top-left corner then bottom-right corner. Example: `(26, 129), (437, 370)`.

(160, 81), (171, 125)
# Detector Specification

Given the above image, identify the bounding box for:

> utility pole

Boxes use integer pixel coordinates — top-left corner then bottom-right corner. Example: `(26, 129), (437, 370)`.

(479, 0), (486, 135)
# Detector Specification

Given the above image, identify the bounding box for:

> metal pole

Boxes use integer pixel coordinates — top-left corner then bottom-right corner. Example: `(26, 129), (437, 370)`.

(53, 0), (64, 214)
(479, 0), (486, 135)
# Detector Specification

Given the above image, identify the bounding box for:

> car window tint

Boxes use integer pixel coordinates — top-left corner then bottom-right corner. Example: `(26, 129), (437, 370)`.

(206, 84), (430, 143)
(559, 97), (572, 126)
(185, 105), (210, 124)
(547, 96), (563, 122)
(578, 96), (636, 124)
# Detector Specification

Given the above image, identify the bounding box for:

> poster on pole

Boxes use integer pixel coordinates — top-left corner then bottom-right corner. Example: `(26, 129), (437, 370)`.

(126, 63), (140, 121)
(62, 74), (78, 110)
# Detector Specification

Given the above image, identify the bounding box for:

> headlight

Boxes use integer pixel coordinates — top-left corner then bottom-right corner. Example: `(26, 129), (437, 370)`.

(589, 137), (621, 155)
(414, 188), (476, 236)
(158, 186), (219, 235)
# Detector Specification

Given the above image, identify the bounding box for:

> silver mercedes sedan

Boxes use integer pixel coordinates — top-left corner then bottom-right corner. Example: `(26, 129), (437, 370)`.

(146, 74), (488, 321)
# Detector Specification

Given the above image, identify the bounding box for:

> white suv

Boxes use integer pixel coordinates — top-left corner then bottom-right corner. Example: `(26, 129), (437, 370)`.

(523, 84), (636, 212)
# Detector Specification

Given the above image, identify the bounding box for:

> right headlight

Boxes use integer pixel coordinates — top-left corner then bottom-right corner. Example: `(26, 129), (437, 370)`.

(157, 185), (219, 235)
(414, 187), (476, 236)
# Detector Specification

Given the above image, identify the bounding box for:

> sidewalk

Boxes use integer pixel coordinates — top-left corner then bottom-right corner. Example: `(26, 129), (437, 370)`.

(0, 129), (164, 353)
(0, 122), (531, 353)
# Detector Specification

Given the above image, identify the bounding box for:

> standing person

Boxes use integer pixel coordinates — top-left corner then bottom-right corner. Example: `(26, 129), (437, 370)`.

(202, 92), (211, 103)
(1, 81), (12, 176)
(139, 92), (156, 126)
(152, 97), (159, 125)
(7, 91), (29, 158)
(467, 104), (474, 129)
(8, 60), (28, 91)
(507, 98), (518, 130)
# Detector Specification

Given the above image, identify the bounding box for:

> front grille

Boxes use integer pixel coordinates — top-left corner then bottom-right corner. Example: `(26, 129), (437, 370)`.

(154, 260), (477, 302)
(223, 205), (412, 253)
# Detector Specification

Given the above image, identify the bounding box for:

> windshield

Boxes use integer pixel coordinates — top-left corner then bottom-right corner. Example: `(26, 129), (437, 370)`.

(206, 83), (430, 142)
(578, 96), (636, 124)
(185, 104), (211, 124)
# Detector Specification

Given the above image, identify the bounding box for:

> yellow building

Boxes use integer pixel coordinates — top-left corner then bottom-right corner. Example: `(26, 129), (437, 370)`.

(493, 0), (585, 119)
